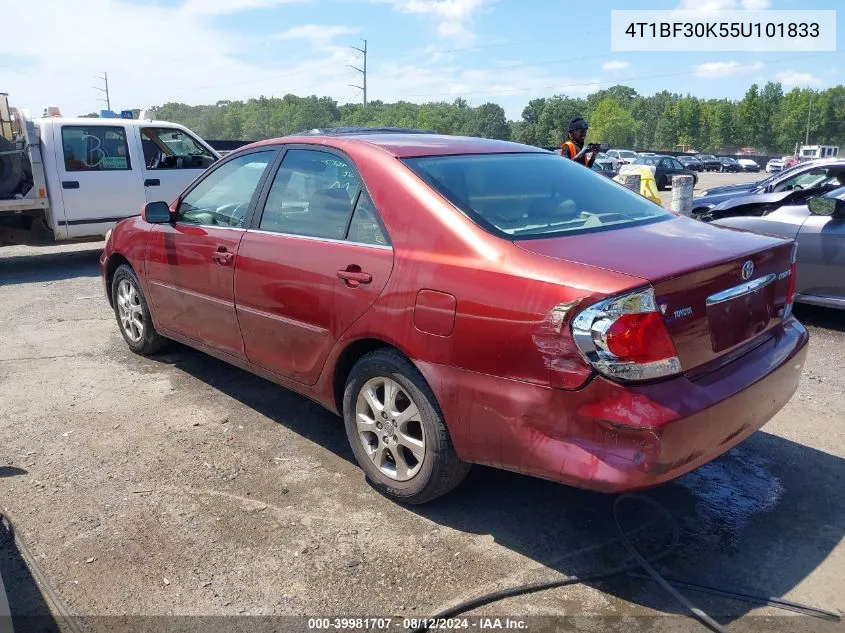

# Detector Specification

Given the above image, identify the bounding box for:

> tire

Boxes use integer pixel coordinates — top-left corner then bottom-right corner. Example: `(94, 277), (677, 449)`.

(343, 349), (470, 504)
(656, 175), (668, 191)
(111, 264), (168, 355)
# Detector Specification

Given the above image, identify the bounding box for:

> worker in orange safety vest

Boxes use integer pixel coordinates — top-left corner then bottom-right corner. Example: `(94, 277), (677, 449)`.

(560, 117), (599, 168)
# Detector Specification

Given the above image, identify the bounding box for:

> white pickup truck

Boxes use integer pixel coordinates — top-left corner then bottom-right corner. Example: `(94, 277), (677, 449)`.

(0, 93), (220, 247)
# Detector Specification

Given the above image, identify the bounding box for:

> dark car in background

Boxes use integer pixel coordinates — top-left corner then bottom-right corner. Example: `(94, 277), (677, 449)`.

(719, 157), (742, 173)
(633, 155), (699, 190)
(695, 154), (722, 171)
(678, 155), (704, 172)
(737, 158), (761, 172)
(692, 158), (845, 220)
(713, 186), (845, 310)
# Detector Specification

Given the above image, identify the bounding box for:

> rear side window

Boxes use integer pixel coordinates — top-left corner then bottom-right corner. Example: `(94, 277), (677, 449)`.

(259, 149), (359, 240)
(347, 191), (390, 246)
(61, 126), (131, 171)
(404, 153), (671, 239)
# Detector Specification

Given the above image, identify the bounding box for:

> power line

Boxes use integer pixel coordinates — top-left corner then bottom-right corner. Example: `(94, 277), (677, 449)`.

(93, 71), (110, 110)
(348, 39), (367, 107)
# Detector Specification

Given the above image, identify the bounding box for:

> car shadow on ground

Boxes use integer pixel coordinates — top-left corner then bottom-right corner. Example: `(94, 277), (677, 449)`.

(1, 500), (62, 632)
(0, 247), (102, 286)
(154, 345), (844, 628)
(795, 304), (845, 333)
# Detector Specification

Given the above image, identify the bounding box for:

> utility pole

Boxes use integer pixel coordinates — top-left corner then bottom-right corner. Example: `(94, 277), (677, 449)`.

(94, 72), (111, 110)
(805, 90), (812, 146)
(348, 39), (367, 107)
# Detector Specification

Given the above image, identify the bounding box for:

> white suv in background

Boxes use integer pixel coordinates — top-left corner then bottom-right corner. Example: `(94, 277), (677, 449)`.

(605, 149), (639, 169)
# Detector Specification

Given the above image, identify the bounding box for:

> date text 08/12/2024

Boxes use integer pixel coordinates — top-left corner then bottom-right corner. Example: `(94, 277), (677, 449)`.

(307, 618), (528, 630)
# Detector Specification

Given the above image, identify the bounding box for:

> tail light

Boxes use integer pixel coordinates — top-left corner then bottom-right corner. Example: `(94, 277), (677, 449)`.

(782, 242), (798, 320)
(571, 287), (681, 382)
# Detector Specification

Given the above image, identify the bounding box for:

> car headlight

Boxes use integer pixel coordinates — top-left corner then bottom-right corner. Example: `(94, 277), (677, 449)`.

(698, 190), (709, 197)
(105, 229), (113, 244)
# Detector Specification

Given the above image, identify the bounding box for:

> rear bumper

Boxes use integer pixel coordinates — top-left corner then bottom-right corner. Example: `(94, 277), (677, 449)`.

(420, 318), (808, 492)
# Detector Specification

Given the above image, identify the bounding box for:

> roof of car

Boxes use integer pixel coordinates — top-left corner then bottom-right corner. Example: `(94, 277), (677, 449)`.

(243, 130), (548, 158)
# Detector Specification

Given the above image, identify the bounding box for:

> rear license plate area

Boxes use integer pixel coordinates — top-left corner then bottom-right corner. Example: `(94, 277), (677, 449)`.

(707, 285), (774, 353)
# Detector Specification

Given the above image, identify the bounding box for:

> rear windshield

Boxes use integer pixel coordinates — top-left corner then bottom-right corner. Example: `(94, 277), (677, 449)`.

(403, 153), (671, 239)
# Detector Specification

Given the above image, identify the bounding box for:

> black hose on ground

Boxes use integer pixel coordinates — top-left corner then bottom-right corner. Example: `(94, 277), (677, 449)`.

(409, 493), (841, 633)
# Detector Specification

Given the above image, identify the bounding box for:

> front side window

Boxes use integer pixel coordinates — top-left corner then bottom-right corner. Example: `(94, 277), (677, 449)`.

(62, 126), (131, 171)
(404, 153), (671, 239)
(177, 151), (274, 227)
(259, 149), (360, 239)
(141, 127), (217, 170)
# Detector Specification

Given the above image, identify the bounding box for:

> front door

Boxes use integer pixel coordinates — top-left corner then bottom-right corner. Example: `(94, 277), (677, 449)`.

(137, 125), (219, 205)
(235, 147), (394, 384)
(144, 150), (277, 358)
(795, 207), (845, 304)
(53, 123), (146, 238)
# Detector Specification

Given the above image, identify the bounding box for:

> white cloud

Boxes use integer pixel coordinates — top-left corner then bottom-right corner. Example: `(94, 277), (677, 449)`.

(0, 0), (357, 117)
(182, 0), (309, 15)
(377, 0), (491, 41)
(274, 25), (360, 46)
(676, 0), (770, 9)
(777, 71), (822, 87)
(693, 60), (764, 78)
(602, 60), (631, 72)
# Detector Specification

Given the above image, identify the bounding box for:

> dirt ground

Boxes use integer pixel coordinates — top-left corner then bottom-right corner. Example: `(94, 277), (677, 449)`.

(1, 232), (843, 633)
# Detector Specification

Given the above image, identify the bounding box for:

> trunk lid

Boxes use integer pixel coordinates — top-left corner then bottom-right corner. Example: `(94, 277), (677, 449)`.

(516, 216), (795, 374)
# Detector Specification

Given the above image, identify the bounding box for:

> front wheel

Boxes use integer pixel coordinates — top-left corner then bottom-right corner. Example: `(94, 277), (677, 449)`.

(111, 264), (168, 355)
(343, 349), (470, 504)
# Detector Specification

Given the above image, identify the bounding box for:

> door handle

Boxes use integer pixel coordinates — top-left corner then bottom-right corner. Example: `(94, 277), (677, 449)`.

(337, 267), (372, 288)
(62, 181), (79, 189)
(212, 247), (234, 265)
(144, 178), (161, 187)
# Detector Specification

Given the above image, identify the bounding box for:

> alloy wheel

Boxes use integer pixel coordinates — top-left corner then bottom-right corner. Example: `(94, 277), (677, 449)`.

(355, 377), (426, 481)
(116, 279), (144, 343)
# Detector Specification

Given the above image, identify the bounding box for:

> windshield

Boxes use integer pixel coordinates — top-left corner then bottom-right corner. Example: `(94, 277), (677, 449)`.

(635, 157), (660, 165)
(403, 153), (671, 239)
(619, 151), (637, 158)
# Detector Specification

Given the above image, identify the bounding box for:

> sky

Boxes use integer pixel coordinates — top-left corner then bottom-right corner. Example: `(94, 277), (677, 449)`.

(1, 0), (842, 121)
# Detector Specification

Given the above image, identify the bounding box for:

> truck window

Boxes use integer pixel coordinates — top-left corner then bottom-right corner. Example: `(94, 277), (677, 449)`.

(62, 126), (131, 171)
(141, 127), (216, 171)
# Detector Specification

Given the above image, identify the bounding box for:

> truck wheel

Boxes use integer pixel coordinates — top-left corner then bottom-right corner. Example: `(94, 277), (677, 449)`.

(111, 264), (168, 355)
(343, 349), (470, 504)
(0, 138), (24, 198)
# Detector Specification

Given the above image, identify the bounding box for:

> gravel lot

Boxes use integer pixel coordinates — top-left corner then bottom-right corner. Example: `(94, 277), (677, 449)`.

(1, 226), (843, 632)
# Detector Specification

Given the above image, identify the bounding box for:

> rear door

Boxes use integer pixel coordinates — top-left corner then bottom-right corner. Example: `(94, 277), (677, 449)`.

(53, 122), (146, 237)
(235, 146), (394, 384)
(138, 126), (218, 204)
(144, 149), (277, 358)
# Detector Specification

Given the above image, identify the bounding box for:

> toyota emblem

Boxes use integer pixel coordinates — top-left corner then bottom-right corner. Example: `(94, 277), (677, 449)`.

(741, 260), (754, 280)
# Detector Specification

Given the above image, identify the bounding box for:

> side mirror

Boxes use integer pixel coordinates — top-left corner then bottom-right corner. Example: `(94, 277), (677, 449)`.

(808, 196), (845, 218)
(142, 201), (173, 224)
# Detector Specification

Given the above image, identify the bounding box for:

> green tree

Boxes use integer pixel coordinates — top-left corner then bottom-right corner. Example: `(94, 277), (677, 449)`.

(588, 98), (638, 147)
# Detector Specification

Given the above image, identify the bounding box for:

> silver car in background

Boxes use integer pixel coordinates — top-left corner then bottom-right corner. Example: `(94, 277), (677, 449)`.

(713, 187), (845, 310)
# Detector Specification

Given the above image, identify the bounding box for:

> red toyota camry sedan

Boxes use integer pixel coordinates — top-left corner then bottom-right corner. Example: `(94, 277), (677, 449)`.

(100, 130), (808, 504)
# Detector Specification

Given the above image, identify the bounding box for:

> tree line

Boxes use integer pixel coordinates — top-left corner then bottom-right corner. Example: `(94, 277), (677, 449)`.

(145, 82), (844, 155)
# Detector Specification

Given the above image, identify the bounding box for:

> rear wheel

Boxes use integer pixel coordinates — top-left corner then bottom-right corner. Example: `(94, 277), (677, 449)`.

(343, 349), (470, 504)
(656, 175), (668, 191)
(111, 264), (168, 355)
